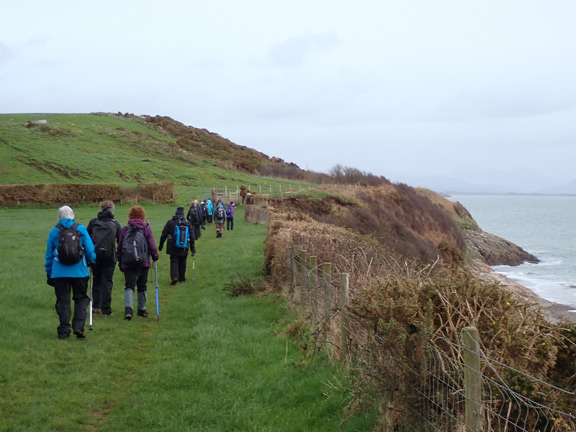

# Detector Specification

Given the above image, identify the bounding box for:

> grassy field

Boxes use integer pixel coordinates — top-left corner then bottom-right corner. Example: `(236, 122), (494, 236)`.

(0, 113), (311, 199)
(0, 203), (375, 431)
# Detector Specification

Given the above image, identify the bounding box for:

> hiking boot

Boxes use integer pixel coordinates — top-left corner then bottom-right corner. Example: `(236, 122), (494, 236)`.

(102, 313), (112, 317)
(73, 329), (86, 339)
(58, 333), (70, 340)
(137, 309), (149, 318)
(92, 308), (102, 315)
(170, 279), (178, 286)
(124, 307), (133, 320)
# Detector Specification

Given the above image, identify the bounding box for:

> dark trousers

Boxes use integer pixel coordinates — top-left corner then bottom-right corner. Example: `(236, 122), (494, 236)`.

(192, 224), (202, 240)
(54, 277), (90, 338)
(92, 261), (116, 315)
(123, 266), (150, 311)
(227, 217), (234, 230)
(170, 255), (187, 282)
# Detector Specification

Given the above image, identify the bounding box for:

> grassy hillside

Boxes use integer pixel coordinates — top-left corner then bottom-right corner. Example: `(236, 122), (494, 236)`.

(0, 113), (302, 198)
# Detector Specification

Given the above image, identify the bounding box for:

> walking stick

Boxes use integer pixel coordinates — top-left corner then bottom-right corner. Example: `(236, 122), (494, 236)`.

(89, 268), (94, 331)
(154, 261), (160, 322)
(192, 257), (196, 282)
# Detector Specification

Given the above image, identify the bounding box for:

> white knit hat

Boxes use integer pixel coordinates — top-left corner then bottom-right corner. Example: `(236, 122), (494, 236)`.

(58, 205), (75, 220)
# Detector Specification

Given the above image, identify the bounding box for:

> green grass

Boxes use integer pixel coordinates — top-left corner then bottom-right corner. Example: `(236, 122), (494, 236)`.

(0, 113), (315, 199)
(0, 203), (375, 431)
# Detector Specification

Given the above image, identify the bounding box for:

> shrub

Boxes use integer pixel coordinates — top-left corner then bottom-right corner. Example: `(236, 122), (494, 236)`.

(222, 272), (265, 297)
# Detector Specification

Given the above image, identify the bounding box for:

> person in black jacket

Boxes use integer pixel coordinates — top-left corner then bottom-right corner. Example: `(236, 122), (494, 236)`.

(187, 200), (203, 241)
(87, 200), (122, 317)
(159, 207), (195, 285)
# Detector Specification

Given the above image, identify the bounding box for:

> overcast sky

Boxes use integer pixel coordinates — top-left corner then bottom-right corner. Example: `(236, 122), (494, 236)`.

(1, 0), (575, 186)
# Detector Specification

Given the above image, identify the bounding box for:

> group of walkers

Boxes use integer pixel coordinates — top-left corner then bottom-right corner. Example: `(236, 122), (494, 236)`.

(44, 198), (236, 340)
(186, 198), (235, 238)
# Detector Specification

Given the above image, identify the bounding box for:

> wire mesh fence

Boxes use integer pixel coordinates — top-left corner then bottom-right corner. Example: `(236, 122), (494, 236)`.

(285, 246), (576, 431)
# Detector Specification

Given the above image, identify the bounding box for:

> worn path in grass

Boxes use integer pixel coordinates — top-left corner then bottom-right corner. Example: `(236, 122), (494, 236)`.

(0, 204), (374, 432)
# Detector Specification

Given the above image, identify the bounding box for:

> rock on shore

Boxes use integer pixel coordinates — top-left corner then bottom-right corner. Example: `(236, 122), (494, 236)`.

(463, 228), (539, 266)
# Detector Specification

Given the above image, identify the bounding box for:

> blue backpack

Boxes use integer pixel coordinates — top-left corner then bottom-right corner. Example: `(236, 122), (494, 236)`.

(174, 221), (189, 248)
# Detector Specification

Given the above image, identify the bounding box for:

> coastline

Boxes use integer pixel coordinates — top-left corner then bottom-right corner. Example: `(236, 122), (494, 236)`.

(468, 260), (576, 324)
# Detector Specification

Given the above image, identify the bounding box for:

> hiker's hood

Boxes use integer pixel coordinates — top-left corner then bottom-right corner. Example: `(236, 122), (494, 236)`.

(58, 218), (75, 228)
(128, 218), (147, 229)
(97, 208), (115, 221)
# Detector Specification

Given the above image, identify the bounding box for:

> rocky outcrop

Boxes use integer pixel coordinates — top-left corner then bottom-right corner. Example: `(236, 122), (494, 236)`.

(463, 228), (539, 266)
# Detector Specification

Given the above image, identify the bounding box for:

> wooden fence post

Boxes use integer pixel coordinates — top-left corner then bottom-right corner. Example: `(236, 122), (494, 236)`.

(322, 262), (333, 356)
(322, 263), (332, 323)
(340, 273), (350, 362)
(309, 256), (318, 321)
(297, 249), (307, 306)
(462, 326), (483, 432)
(289, 246), (297, 300)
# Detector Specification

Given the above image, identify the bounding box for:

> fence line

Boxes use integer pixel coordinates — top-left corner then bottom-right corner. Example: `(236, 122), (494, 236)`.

(285, 246), (576, 431)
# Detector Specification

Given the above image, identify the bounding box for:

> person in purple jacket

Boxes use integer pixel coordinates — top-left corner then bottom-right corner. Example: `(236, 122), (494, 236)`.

(45, 205), (97, 339)
(226, 201), (235, 231)
(117, 206), (159, 320)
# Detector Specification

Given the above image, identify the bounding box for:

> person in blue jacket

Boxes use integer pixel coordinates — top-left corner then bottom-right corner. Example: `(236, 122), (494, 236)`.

(206, 199), (214, 224)
(45, 205), (96, 340)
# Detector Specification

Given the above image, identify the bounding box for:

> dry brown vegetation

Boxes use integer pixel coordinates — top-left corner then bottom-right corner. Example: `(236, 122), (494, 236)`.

(145, 115), (275, 173)
(260, 184), (576, 429)
(0, 182), (175, 206)
(271, 184), (467, 264)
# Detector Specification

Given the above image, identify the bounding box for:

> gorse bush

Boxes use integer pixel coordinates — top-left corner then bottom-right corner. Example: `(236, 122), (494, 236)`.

(327, 163), (390, 186)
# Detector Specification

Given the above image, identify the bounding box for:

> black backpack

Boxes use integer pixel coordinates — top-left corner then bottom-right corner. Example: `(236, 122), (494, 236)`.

(187, 207), (199, 225)
(121, 225), (149, 267)
(200, 203), (208, 217)
(57, 223), (84, 265)
(216, 206), (225, 220)
(90, 219), (118, 264)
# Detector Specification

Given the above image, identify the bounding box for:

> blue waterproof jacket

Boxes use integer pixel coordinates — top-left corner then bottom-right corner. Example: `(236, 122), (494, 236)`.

(45, 218), (96, 278)
(207, 199), (214, 216)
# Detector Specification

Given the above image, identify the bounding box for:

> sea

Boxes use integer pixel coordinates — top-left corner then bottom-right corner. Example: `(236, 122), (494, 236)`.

(450, 194), (576, 310)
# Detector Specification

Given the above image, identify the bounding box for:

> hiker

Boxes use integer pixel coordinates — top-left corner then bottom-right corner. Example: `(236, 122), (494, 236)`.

(213, 200), (227, 238)
(87, 200), (121, 317)
(45, 205), (96, 339)
(206, 198), (214, 224)
(226, 201), (235, 231)
(117, 206), (159, 320)
(159, 206), (195, 285)
(200, 200), (209, 228)
(186, 200), (203, 241)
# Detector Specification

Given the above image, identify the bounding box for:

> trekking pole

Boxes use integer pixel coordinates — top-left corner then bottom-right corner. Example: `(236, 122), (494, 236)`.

(89, 268), (94, 331)
(192, 257), (196, 282)
(154, 261), (160, 322)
